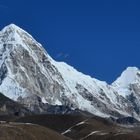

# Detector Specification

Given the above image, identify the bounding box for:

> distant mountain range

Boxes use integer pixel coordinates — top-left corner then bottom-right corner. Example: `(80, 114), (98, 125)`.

(0, 24), (140, 122)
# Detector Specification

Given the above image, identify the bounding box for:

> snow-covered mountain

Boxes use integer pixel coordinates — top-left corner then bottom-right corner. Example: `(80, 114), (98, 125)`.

(112, 67), (140, 97)
(0, 24), (140, 120)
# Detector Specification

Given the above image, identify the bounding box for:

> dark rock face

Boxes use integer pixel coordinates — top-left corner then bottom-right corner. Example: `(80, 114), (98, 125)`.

(116, 117), (139, 125)
(75, 84), (94, 101)
(17, 94), (83, 115)
(0, 63), (7, 85)
(0, 92), (31, 116)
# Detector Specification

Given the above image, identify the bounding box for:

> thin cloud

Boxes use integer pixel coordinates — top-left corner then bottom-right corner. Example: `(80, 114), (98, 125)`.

(0, 4), (8, 10)
(64, 54), (69, 58)
(56, 53), (63, 58)
(56, 52), (70, 59)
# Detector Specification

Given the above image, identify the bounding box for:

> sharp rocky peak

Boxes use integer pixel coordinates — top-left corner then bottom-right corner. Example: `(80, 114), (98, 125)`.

(3, 23), (22, 31)
(1, 23), (29, 35)
(0, 24), (38, 46)
(1, 24), (24, 38)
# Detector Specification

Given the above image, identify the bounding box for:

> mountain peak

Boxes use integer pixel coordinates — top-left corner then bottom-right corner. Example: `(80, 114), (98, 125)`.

(0, 24), (29, 52)
(0, 24), (33, 40)
(6, 23), (19, 28)
(0, 24), (41, 50)
(2, 23), (23, 32)
(125, 66), (139, 72)
(112, 66), (139, 91)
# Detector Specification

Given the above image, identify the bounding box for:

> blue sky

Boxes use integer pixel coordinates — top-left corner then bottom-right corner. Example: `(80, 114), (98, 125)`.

(0, 0), (140, 83)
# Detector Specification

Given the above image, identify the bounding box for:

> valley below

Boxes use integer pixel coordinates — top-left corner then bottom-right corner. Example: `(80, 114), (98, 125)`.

(0, 113), (140, 140)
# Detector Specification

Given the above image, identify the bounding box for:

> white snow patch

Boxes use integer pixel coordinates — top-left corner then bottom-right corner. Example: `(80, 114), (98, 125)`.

(80, 131), (100, 140)
(0, 76), (27, 101)
(55, 99), (62, 105)
(61, 129), (71, 135)
(41, 97), (48, 104)
(62, 119), (88, 135)
(76, 121), (85, 126)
